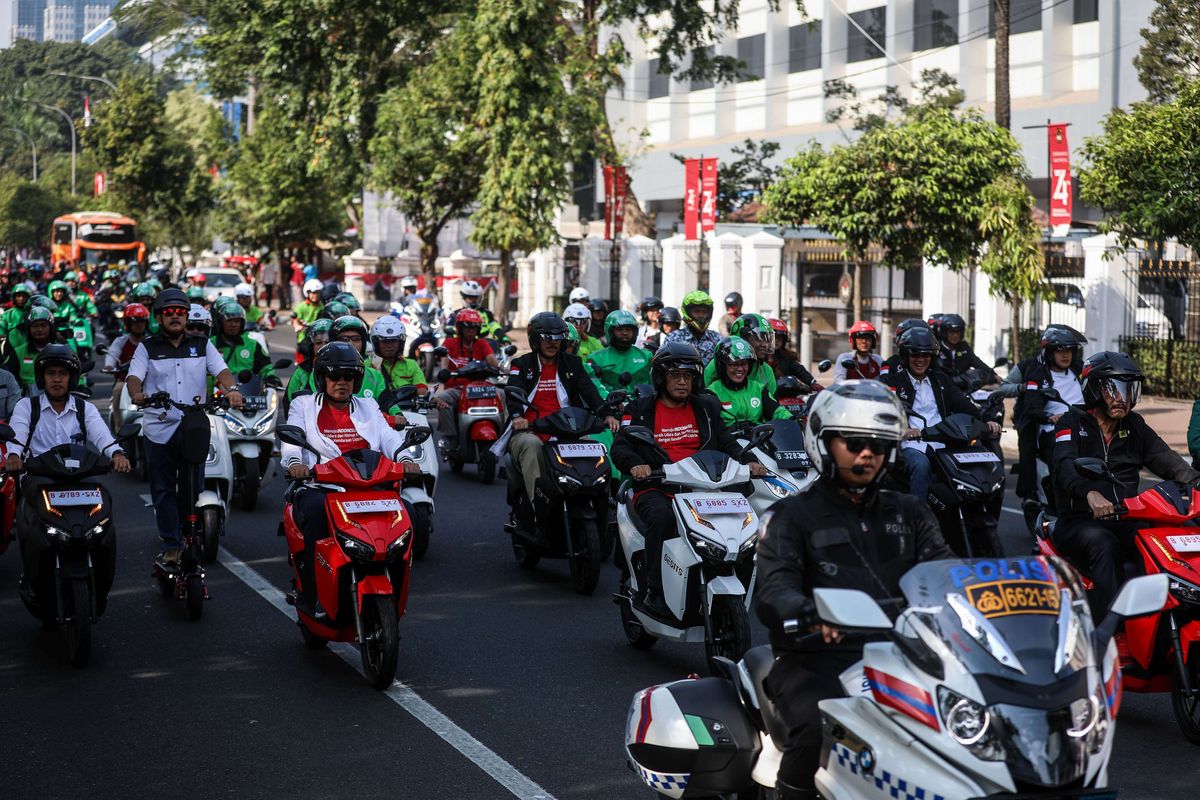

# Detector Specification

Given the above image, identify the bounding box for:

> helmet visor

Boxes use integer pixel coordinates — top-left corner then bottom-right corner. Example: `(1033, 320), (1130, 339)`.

(745, 329), (775, 355)
(1099, 377), (1141, 408)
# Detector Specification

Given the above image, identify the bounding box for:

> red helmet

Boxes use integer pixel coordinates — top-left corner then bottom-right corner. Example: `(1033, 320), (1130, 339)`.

(124, 303), (150, 321)
(193, 273), (207, 285)
(457, 308), (483, 327)
(848, 320), (877, 346)
(768, 317), (789, 335)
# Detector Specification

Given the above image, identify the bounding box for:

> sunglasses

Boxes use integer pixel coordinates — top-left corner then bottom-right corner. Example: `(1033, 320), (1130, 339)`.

(161, 307), (188, 317)
(326, 370), (360, 383)
(843, 437), (890, 455)
(665, 369), (698, 381)
(185, 323), (209, 332)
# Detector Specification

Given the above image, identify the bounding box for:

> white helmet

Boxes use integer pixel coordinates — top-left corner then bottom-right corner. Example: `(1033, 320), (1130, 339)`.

(563, 302), (591, 322)
(460, 279), (483, 298)
(370, 315), (406, 350)
(803, 380), (905, 477)
(303, 278), (323, 294)
(234, 283), (254, 298)
(187, 303), (212, 335)
(185, 268), (199, 280)
(400, 275), (419, 291)
(568, 287), (590, 304)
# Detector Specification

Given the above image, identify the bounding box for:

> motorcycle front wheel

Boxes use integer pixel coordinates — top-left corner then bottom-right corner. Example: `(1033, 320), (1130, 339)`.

(64, 577), (92, 667)
(238, 457), (261, 512)
(411, 504), (432, 560)
(706, 596), (751, 670)
(185, 574), (204, 621)
(568, 518), (602, 595)
(201, 508), (223, 563)
(360, 595), (400, 690)
(1171, 649), (1200, 744)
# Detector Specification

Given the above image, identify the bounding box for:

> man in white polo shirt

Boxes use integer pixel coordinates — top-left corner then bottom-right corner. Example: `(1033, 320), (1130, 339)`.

(126, 288), (244, 564)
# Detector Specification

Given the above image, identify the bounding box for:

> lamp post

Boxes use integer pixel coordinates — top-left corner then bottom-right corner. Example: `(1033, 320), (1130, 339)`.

(32, 103), (76, 195)
(2, 127), (37, 181)
(48, 71), (117, 92)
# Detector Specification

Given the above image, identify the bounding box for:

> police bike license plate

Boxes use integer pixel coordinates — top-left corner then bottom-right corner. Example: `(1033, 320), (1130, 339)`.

(776, 450), (811, 464)
(691, 497), (752, 515)
(954, 451), (1000, 464)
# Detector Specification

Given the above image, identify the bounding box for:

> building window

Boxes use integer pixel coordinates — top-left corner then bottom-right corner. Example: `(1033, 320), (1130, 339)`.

(648, 58), (670, 99)
(847, 7), (886, 63)
(1074, 0), (1098, 23)
(690, 46), (714, 91)
(737, 33), (765, 82)
(788, 21), (822, 72)
(989, 0), (1042, 37)
(914, 0), (957, 51)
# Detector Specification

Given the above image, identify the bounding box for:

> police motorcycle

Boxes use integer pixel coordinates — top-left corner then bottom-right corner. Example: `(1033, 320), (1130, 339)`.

(217, 361), (292, 512)
(2, 422), (138, 666)
(392, 293), (444, 380)
(379, 384), (440, 559)
(614, 424), (772, 666)
(728, 419), (816, 518)
(626, 557), (1169, 800)
(501, 384), (627, 595)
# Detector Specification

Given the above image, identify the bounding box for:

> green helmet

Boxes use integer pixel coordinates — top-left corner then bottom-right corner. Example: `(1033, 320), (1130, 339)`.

(331, 314), (369, 354)
(333, 292), (362, 311)
(564, 322), (581, 352)
(30, 294), (57, 312)
(219, 302), (246, 320)
(729, 313), (775, 355)
(715, 336), (757, 388)
(186, 285), (206, 301)
(146, 278), (163, 292)
(323, 300), (350, 320)
(131, 282), (155, 301)
(48, 280), (68, 295)
(308, 318), (334, 340)
(12, 281), (33, 297)
(26, 305), (54, 327)
(604, 309), (638, 341)
(680, 290), (714, 328)
(64, 271), (79, 282)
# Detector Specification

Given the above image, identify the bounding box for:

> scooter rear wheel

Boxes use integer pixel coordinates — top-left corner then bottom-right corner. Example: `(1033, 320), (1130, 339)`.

(1171, 650), (1200, 744)
(478, 450), (497, 485)
(360, 595), (400, 690)
(201, 508), (222, 563)
(185, 574), (204, 621)
(64, 577), (92, 667)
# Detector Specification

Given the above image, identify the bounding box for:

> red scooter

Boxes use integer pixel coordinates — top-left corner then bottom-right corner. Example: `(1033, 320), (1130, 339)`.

(277, 423), (430, 690)
(1037, 456), (1200, 743)
(437, 360), (505, 484)
(0, 441), (15, 555)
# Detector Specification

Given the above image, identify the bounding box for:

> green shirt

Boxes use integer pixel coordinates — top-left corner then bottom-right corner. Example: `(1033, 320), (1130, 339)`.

(287, 365), (390, 408)
(577, 334), (604, 359)
(70, 293), (98, 318)
(707, 378), (792, 425)
(377, 357), (426, 390)
(293, 300), (323, 343)
(586, 345), (651, 397)
(704, 358), (777, 396)
(244, 305), (264, 325)
(213, 334), (275, 381)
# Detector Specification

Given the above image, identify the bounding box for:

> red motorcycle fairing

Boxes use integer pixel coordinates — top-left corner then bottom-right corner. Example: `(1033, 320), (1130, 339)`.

(323, 490), (413, 563)
(469, 419), (499, 441)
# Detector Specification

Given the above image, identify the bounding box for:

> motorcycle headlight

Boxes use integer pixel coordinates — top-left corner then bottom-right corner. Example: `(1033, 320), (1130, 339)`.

(223, 415), (247, 436)
(87, 519), (109, 539)
(386, 530), (412, 559)
(1169, 577), (1200, 606)
(556, 474), (582, 490)
(335, 531), (375, 560)
(952, 479), (983, 499)
(1086, 685), (1110, 754)
(252, 412), (277, 436)
(687, 532), (727, 560)
(763, 475), (798, 499)
(1067, 695), (1099, 739)
(45, 525), (71, 544)
(937, 687), (1005, 761)
(739, 533), (758, 554)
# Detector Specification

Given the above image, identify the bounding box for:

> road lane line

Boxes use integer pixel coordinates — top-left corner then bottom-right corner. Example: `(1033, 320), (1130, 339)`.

(217, 546), (557, 800)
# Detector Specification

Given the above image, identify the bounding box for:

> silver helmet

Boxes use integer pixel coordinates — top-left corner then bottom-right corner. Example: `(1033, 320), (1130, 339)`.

(803, 380), (905, 476)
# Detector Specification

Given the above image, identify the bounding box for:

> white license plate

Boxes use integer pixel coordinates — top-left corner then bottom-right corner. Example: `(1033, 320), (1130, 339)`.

(74, 329), (87, 341)
(954, 451), (1001, 464)
(47, 489), (102, 506)
(342, 498), (402, 514)
(555, 443), (605, 458)
(1167, 535), (1200, 553)
(242, 395), (268, 411)
(776, 450), (810, 462)
(692, 497), (751, 515)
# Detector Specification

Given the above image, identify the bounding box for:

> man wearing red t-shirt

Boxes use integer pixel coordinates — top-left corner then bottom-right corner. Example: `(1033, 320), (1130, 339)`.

(434, 308), (499, 452)
(611, 341), (765, 618)
(505, 312), (616, 503)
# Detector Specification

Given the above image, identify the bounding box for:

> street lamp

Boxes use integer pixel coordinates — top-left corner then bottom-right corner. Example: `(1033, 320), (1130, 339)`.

(48, 71), (117, 92)
(1, 127), (37, 181)
(27, 102), (75, 195)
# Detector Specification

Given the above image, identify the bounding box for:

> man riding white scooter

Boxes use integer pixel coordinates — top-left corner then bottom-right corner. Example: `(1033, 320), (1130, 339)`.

(610, 341), (766, 619)
(755, 380), (953, 800)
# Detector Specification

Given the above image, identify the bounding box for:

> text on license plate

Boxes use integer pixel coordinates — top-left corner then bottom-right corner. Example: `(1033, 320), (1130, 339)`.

(47, 489), (102, 506)
(342, 498), (402, 514)
(466, 386), (495, 399)
(242, 395), (268, 411)
(1167, 535), (1200, 553)
(776, 450), (810, 463)
(692, 497), (751, 515)
(555, 443), (605, 458)
(954, 451), (1000, 464)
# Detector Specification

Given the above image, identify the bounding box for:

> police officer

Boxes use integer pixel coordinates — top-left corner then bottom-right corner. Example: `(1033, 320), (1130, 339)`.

(755, 380), (953, 799)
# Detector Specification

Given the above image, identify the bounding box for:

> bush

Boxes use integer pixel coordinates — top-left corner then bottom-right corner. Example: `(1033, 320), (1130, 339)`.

(1120, 337), (1200, 398)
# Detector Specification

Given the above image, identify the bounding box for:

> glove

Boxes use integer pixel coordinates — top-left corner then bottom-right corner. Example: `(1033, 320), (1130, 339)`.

(769, 595), (821, 634)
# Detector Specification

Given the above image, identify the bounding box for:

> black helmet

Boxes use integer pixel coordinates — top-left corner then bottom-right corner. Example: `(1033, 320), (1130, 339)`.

(650, 341), (704, 394)
(34, 343), (81, 391)
(313, 340), (365, 394)
(897, 325), (938, 362)
(1040, 324), (1086, 366)
(1080, 351), (1144, 410)
(894, 318), (930, 351)
(586, 298), (609, 315)
(528, 311), (569, 351)
(724, 291), (743, 309)
(659, 307), (682, 327)
(640, 296), (663, 315)
(937, 313), (966, 341)
(320, 282), (342, 303)
(152, 287), (189, 314)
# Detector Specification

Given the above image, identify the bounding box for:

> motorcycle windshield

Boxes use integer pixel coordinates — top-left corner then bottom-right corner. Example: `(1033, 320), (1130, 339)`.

(766, 419), (807, 462)
(899, 557), (1095, 686)
(534, 407), (601, 438)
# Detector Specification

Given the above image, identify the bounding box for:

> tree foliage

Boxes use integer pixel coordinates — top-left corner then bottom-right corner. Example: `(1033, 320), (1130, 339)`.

(1134, 0), (1200, 103)
(0, 175), (70, 251)
(1078, 79), (1200, 252)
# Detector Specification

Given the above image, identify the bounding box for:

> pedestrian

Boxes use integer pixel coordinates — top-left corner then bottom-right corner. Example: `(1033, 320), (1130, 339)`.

(260, 257), (280, 309)
(289, 257), (304, 309)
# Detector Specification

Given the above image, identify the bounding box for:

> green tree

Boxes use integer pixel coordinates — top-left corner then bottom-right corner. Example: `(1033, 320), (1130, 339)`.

(1078, 79), (1200, 253)
(469, 0), (580, 324)
(1134, 0), (1200, 102)
(369, 23), (484, 284)
(977, 175), (1046, 362)
(0, 174), (70, 251)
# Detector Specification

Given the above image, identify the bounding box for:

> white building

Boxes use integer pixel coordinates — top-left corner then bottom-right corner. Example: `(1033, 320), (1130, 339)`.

(42, 0), (113, 43)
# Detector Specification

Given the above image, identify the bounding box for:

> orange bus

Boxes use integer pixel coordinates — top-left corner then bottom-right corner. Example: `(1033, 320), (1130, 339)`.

(50, 211), (147, 269)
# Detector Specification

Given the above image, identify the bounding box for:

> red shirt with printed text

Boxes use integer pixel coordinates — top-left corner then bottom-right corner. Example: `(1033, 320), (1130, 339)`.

(318, 403), (368, 453)
(654, 401), (701, 463)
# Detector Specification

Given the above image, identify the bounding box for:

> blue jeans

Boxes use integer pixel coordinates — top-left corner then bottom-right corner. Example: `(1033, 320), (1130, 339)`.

(145, 433), (205, 547)
(899, 447), (934, 501)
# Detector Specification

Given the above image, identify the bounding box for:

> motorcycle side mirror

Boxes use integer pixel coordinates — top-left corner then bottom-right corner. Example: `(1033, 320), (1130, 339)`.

(623, 425), (660, 449)
(840, 359), (855, 370)
(503, 344), (518, 357)
(268, 309), (277, 319)
(505, 385), (530, 408)
(116, 422), (140, 442)
(813, 588), (892, 632)
(436, 368), (452, 384)
(433, 346), (449, 359)
(605, 390), (628, 407)
(95, 344), (108, 356)
(237, 369), (254, 384)
(401, 425), (432, 450)
(745, 423), (774, 452)
(274, 358), (293, 370)
(1095, 573), (1169, 649)
(817, 359), (833, 373)
(1073, 457), (1117, 484)
(993, 356), (1009, 368)
(618, 371), (633, 387)
(0, 422), (13, 443)
(80, 359), (96, 373)
(278, 424), (321, 457)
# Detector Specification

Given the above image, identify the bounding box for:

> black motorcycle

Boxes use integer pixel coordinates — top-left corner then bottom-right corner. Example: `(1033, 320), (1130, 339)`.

(4, 422), (136, 666)
(502, 388), (625, 595)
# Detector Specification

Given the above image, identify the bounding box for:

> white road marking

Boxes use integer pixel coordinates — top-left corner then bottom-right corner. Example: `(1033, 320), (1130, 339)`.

(1001, 506), (1022, 517)
(217, 546), (557, 800)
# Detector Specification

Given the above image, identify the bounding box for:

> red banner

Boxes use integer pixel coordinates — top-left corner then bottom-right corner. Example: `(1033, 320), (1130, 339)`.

(603, 165), (614, 239)
(612, 166), (627, 238)
(684, 159), (700, 240)
(93, 172), (106, 196)
(700, 158), (718, 232)
(1048, 124), (1072, 236)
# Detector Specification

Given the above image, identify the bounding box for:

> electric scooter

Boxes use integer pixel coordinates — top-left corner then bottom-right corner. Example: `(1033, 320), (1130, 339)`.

(381, 384), (440, 559)
(437, 360), (505, 484)
(216, 361), (291, 511)
(277, 423), (429, 690)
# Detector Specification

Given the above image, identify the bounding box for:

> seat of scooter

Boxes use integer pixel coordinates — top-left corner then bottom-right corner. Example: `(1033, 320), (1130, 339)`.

(743, 645), (790, 748)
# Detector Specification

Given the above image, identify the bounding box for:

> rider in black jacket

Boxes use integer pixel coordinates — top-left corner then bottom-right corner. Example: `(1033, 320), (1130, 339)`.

(756, 380), (952, 800)
(1052, 351), (1199, 618)
(934, 313), (998, 384)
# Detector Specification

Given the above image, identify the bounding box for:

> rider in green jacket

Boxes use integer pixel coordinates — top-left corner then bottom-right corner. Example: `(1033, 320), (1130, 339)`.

(703, 313), (778, 395)
(586, 309), (651, 397)
(286, 319), (333, 403)
(707, 337), (792, 426)
(211, 303), (276, 382)
(0, 282), (34, 347)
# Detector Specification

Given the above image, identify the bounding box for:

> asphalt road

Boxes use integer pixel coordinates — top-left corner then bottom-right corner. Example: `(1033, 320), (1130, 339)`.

(0, 325), (1194, 800)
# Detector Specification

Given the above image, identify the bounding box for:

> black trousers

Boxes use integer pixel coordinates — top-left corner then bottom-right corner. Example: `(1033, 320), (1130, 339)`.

(1053, 516), (1146, 619)
(1016, 425), (1053, 503)
(765, 650), (861, 791)
(632, 490), (676, 594)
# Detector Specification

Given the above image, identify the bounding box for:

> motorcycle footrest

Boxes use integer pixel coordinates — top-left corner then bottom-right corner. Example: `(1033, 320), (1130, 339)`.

(285, 591), (297, 607)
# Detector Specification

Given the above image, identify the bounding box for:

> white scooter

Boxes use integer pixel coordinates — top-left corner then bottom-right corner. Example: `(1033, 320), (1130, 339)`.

(625, 558), (1169, 799)
(730, 418), (817, 518)
(614, 425), (769, 667)
(198, 406), (234, 563)
(381, 384), (440, 559)
(218, 362), (291, 511)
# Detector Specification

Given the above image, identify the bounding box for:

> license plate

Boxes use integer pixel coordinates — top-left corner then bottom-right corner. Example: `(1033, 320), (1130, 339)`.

(241, 395), (268, 411)
(954, 451), (1000, 464)
(342, 498), (402, 514)
(776, 450), (810, 463)
(466, 385), (495, 399)
(47, 489), (102, 506)
(1167, 534), (1200, 553)
(74, 329), (87, 341)
(691, 497), (751, 515)
(555, 442), (605, 458)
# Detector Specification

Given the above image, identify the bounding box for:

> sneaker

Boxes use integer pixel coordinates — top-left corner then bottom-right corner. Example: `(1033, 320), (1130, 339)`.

(636, 590), (673, 621)
(1022, 499), (1043, 534)
(158, 546), (183, 566)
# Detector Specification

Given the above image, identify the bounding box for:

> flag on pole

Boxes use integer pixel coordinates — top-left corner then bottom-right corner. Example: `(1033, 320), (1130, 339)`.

(700, 158), (718, 232)
(83, 95), (91, 128)
(1048, 124), (1073, 237)
(684, 159), (701, 240)
(93, 172), (106, 196)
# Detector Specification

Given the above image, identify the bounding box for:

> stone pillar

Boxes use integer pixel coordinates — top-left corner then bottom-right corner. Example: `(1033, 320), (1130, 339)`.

(660, 234), (701, 305)
(740, 230), (785, 320)
(514, 255), (536, 327)
(706, 232), (744, 314)
(973, 268), (1012, 366)
(342, 250), (380, 308)
(800, 317), (813, 371)
(921, 260), (971, 321)
(620, 235), (659, 310)
(579, 236), (612, 302)
(1082, 233), (1139, 353)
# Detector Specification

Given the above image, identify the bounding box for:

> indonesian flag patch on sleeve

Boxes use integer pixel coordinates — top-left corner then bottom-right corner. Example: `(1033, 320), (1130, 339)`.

(621, 414), (632, 427)
(1055, 428), (1072, 444)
